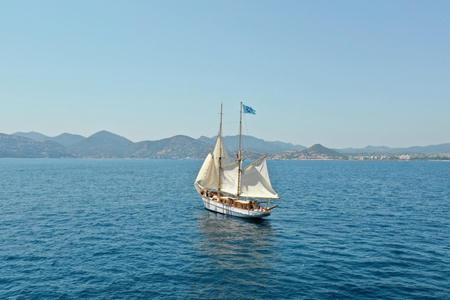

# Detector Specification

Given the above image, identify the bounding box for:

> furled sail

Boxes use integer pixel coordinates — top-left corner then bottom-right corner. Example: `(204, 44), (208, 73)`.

(240, 156), (279, 199)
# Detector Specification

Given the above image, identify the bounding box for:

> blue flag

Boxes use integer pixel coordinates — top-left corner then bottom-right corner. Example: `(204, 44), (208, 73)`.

(243, 104), (256, 114)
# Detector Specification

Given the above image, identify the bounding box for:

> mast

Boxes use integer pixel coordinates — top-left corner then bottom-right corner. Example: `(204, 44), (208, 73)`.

(237, 101), (243, 198)
(217, 103), (223, 199)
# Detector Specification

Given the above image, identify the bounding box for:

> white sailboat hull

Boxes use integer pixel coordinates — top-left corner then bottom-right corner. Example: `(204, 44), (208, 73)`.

(201, 196), (271, 218)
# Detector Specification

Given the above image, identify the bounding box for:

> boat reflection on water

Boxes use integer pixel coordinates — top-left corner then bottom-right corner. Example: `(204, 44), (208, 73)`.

(190, 210), (277, 298)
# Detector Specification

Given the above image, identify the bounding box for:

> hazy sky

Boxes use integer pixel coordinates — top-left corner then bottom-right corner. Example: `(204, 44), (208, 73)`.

(1, 1), (449, 147)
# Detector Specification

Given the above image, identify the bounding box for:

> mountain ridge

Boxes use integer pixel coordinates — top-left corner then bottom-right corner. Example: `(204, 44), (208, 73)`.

(68, 130), (134, 158)
(13, 131), (86, 147)
(51, 133), (85, 147)
(271, 144), (346, 160)
(13, 131), (51, 142)
(338, 143), (450, 155)
(199, 135), (306, 153)
(132, 135), (210, 159)
(2, 130), (449, 159)
(0, 133), (74, 158)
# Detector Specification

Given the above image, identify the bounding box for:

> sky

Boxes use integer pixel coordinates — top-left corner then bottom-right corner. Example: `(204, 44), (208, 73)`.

(0, 1), (449, 148)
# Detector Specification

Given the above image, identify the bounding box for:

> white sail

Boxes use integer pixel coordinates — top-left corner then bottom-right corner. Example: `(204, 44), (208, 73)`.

(196, 133), (278, 199)
(195, 153), (218, 190)
(219, 162), (239, 195)
(195, 136), (229, 190)
(212, 135), (230, 166)
(195, 153), (214, 184)
(240, 156), (279, 199)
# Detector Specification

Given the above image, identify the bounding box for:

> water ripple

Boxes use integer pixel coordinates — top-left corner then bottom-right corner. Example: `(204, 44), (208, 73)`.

(0, 159), (449, 299)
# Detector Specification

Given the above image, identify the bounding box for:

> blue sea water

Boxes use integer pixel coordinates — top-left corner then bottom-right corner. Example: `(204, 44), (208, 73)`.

(0, 159), (449, 299)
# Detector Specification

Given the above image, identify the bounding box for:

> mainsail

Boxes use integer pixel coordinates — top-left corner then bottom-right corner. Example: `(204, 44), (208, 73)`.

(195, 136), (279, 199)
(240, 156), (278, 198)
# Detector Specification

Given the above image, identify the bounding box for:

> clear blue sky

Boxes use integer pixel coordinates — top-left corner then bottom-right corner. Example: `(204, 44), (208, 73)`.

(1, 1), (449, 147)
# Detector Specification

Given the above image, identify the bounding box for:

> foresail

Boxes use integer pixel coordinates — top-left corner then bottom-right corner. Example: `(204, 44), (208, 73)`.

(198, 159), (219, 190)
(195, 135), (231, 191)
(195, 153), (213, 184)
(240, 157), (278, 199)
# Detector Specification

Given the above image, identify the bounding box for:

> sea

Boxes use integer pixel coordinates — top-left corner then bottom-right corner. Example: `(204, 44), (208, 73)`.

(0, 159), (449, 299)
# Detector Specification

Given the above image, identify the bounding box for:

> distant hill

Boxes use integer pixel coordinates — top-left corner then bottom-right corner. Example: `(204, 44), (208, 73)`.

(68, 130), (133, 158)
(0, 133), (73, 158)
(133, 135), (210, 159)
(2, 130), (449, 159)
(13, 131), (51, 142)
(199, 135), (305, 154)
(271, 144), (346, 160)
(51, 133), (85, 147)
(338, 143), (450, 155)
(13, 131), (86, 147)
(236, 149), (265, 161)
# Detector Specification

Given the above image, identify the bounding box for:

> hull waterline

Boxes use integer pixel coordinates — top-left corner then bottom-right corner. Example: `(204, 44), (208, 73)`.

(201, 196), (271, 219)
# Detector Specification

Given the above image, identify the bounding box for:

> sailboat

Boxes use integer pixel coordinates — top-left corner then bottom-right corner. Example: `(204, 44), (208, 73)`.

(194, 102), (279, 218)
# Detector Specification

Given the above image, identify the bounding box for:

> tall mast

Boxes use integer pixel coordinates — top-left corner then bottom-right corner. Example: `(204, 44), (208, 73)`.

(217, 103), (223, 198)
(237, 101), (243, 198)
